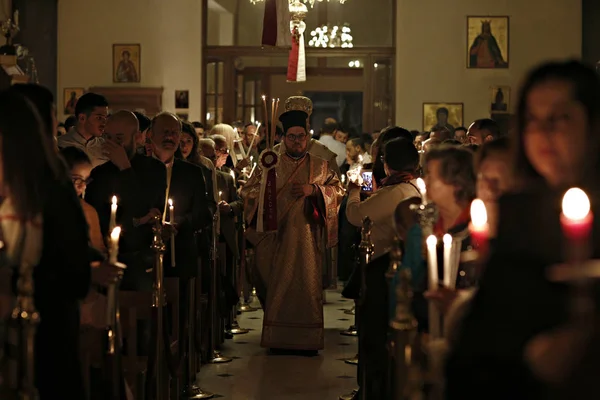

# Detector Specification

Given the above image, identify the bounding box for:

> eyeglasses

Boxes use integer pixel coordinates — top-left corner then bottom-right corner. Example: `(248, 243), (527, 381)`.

(286, 133), (307, 142)
(72, 177), (93, 187)
(215, 147), (229, 154)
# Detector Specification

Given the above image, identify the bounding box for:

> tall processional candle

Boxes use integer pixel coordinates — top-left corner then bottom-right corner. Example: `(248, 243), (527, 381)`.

(426, 235), (441, 338)
(469, 199), (489, 252)
(109, 195), (118, 233)
(262, 95), (269, 142)
(416, 178), (428, 204)
(443, 234), (452, 287)
(106, 227), (121, 326)
(561, 188), (593, 262)
(169, 199), (176, 267)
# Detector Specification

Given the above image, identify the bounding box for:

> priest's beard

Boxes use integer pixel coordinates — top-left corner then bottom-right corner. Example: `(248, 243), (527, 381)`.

(286, 149), (307, 159)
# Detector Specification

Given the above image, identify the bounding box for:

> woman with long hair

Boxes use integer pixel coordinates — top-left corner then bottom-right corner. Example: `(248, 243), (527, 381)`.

(0, 89), (92, 398)
(446, 60), (600, 399)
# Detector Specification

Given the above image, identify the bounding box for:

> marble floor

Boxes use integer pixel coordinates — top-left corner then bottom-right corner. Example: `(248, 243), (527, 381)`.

(196, 290), (358, 400)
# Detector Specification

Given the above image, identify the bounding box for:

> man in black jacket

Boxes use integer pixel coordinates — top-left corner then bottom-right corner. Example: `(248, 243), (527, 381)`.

(85, 110), (167, 290)
(148, 112), (211, 277)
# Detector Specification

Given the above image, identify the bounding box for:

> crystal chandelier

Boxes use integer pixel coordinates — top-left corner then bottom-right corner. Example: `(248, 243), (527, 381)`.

(303, 0), (347, 7)
(308, 24), (353, 48)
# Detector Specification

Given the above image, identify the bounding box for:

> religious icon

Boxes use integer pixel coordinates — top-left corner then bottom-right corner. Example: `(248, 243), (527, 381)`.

(175, 90), (189, 109)
(113, 44), (140, 83)
(176, 113), (189, 121)
(467, 16), (509, 69)
(423, 103), (464, 132)
(490, 86), (510, 114)
(63, 87), (85, 115)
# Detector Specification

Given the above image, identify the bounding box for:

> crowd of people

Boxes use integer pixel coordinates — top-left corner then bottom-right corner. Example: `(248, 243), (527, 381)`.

(0, 57), (599, 400)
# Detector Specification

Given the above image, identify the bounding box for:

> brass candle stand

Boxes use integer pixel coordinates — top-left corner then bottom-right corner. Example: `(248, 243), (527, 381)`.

(208, 212), (232, 364)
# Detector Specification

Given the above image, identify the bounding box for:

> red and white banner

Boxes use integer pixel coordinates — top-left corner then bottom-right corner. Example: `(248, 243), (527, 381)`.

(287, 26), (306, 82)
(261, 0), (291, 47)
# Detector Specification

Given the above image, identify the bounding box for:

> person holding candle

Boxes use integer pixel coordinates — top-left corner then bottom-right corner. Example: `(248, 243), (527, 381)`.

(447, 60), (600, 400)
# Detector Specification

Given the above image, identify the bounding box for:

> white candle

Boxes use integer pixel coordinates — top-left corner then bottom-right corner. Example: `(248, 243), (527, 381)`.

(230, 170), (236, 182)
(341, 175), (346, 184)
(443, 234), (452, 287)
(248, 122), (261, 150)
(358, 154), (363, 164)
(426, 234), (440, 338)
(219, 191), (223, 201)
(250, 155), (254, 164)
(242, 167), (248, 179)
(169, 199), (176, 267)
(109, 196), (118, 233)
(249, 162), (257, 178)
(109, 226), (121, 265)
(416, 178), (427, 204)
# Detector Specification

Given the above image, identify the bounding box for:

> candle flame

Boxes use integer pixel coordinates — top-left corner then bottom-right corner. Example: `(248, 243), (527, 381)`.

(562, 187), (591, 221)
(341, 175), (346, 183)
(443, 233), (452, 246)
(110, 226), (121, 241)
(358, 154), (363, 163)
(112, 195), (117, 206)
(416, 178), (426, 195)
(168, 198), (173, 207)
(262, 95), (266, 100)
(219, 191), (223, 197)
(470, 199), (488, 227)
(250, 156), (254, 162)
(426, 235), (437, 247)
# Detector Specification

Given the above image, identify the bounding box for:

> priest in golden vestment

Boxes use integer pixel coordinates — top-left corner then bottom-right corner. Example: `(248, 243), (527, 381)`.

(241, 109), (344, 354)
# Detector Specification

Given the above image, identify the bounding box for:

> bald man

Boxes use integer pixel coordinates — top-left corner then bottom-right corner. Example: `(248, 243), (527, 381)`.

(85, 110), (167, 290)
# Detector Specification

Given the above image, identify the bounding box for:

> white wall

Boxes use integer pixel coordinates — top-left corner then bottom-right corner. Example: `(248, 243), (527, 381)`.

(57, 0), (203, 121)
(395, 0), (582, 130)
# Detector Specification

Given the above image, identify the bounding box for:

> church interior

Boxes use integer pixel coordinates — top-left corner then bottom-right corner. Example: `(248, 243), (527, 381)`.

(1, 0), (599, 399)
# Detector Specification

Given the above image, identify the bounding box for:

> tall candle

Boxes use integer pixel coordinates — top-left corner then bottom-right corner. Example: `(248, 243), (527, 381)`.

(270, 99), (275, 147)
(561, 188), (593, 242)
(249, 162), (258, 178)
(273, 98), (280, 147)
(469, 199), (489, 250)
(426, 235), (440, 338)
(169, 199), (176, 267)
(416, 178), (427, 204)
(443, 234), (452, 287)
(248, 122), (261, 151)
(109, 196), (118, 233)
(109, 226), (121, 265)
(219, 191), (223, 202)
(262, 95), (269, 139)
(106, 227), (121, 327)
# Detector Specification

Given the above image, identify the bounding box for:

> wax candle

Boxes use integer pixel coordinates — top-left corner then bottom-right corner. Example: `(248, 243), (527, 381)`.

(169, 199), (176, 267)
(358, 154), (363, 164)
(109, 226), (121, 265)
(416, 178), (427, 204)
(561, 188), (593, 242)
(443, 234), (452, 287)
(469, 199), (489, 250)
(242, 167), (248, 179)
(426, 234), (440, 338)
(341, 175), (346, 184)
(250, 155), (254, 164)
(248, 122), (261, 150)
(219, 191), (223, 201)
(249, 162), (257, 178)
(230, 170), (236, 181)
(109, 195), (118, 232)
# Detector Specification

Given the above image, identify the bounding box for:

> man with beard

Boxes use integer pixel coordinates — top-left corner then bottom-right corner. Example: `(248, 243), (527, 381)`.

(85, 110), (167, 290)
(241, 109), (344, 355)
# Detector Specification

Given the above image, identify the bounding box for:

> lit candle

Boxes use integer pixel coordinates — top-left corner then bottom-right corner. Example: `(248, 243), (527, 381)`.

(443, 234), (452, 287)
(109, 195), (118, 233)
(109, 226), (121, 265)
(416, 178), (427, 204)
(242, 167), (248, 179)
(270, 99), (276, 146)
(219, 191), (223, 201)
(469, 199), (489, 251)
(230, 170), (236, 182)
(250, 155), (254, 164)
(426, 234), (440, 338)
(169, 199), (176, 267)
(561, 188), (593, 243)
(341, 174), (346, 184)
(358, 154), (363, 165)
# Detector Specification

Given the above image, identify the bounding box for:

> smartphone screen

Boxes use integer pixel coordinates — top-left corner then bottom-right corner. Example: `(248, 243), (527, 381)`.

(361, 170), (373, 192)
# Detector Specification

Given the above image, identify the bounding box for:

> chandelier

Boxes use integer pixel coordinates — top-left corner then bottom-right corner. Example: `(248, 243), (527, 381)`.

(308, 24), (353, 48)
(303, 0), (347, 7)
